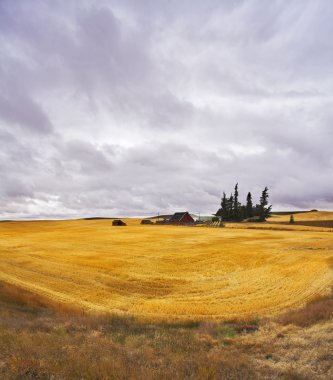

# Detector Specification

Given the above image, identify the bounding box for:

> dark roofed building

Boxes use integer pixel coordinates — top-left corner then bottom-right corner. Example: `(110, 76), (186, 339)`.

(168, 212), (195, 225)
(112, 219), (126, 226)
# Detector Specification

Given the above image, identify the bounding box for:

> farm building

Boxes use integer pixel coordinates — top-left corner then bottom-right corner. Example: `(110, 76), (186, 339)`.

(168, 212), (195, 225)
(112, 219), (126, 226)
(140, 219), (154, 225)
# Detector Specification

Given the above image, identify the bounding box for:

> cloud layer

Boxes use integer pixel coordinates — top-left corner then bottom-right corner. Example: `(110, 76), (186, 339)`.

(0, 0), (332, 219)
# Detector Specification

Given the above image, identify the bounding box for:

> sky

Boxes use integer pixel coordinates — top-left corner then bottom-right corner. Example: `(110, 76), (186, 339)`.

(0, 0), (332, 219)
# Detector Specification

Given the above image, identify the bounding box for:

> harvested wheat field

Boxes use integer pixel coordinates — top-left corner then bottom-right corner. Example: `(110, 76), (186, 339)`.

(226, 211), (333, 232)
(269, 211), (333, 229)
(0, 218), (333, 321)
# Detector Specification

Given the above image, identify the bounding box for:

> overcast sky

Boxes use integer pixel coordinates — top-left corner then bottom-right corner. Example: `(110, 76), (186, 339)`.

(0, 0), (332, 219)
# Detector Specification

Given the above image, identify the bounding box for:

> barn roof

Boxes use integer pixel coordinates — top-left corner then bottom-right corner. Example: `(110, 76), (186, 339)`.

(169, 212), (190, 222)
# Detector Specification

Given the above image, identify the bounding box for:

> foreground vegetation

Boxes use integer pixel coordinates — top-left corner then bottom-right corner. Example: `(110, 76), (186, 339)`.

(1, 281), (333, 379)
(0, 214), (332, 320)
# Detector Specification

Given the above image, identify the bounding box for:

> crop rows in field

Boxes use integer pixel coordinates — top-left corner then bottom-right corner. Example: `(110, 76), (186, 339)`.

(0, 219), (333, 320)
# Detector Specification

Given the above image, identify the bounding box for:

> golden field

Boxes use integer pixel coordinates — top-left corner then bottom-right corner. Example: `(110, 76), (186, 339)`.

(0, 213), (333, 321)
(272, 211), (333, 222)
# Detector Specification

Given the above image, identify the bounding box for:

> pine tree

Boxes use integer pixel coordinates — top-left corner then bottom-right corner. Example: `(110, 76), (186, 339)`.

(233, 183), (241, 221)
(246, 192), (253, 218)
(215, 184), (273, 223)
(215, 192), (227, 219)
(221, 192), (228, 220)
(253, 204), (261, 217)
(290, 214), (295, 224)
(259, 186), (272, 222)
(227, 194), (234, 221)
(240, 205), (247, 220)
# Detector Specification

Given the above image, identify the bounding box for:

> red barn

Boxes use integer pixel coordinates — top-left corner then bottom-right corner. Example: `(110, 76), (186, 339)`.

(168, 212), (195, 225)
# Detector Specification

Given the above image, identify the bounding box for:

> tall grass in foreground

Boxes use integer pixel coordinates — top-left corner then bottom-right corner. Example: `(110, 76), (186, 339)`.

(1, 281), (333, 379)
(0, 282), (257, 380)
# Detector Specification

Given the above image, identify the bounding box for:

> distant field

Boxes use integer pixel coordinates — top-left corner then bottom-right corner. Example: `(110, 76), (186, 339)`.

(226, 211), (333, 231)
(269, 211), (333, 229)
(0, 215), (333, 320)
(272, 211), (333, 221)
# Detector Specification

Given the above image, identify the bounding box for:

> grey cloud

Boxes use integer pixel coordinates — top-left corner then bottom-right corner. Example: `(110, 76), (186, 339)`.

(0, 0), (332, 219)
(59, 140), (114, 175)
(0, 94), (53, 134)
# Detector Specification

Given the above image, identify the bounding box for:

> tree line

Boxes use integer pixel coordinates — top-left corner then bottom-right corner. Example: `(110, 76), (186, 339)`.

(215, 184), (272, 222)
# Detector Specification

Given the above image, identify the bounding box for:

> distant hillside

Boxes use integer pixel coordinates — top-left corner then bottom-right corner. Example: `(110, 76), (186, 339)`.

(271, 210), (315, 215)
(81, 217), (116, 220)
(148, 215), (172, 220)
(270, 211), (333, 228)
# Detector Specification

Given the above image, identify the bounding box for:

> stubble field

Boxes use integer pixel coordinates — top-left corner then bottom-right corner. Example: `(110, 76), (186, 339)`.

(0, 213), (333, 321)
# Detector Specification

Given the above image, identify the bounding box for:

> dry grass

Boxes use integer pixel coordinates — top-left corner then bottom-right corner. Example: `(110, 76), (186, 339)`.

(241, 318), (333, 379)
(1, 281), (332, 379)
(0, 282), (258, 380)
(1, 218), (333, 320)
(276, 289), (333, 327)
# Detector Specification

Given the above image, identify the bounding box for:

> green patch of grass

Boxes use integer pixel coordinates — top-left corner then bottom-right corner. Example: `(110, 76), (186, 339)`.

(161, 320), (200, 329)
(216, 325), (237, 338)
(248, 318), (259, 326)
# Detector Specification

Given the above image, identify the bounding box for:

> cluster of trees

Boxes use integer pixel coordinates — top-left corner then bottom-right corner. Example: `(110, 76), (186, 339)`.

(215, 184), (272, 222)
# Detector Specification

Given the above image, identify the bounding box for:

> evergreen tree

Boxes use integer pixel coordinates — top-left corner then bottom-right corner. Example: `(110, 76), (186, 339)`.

(259, 186), (272, 221)
(233, 183), (241, 221)
(227, 194), (234, 221)
(240, 205), (247, 220)
(290, 214), (295, 224)
(221, 192), (228, 220)
(253, 204), (261, 217)
(215, 192), (227, 219)
(215, 184), (273, 222)
(246, 192), (253, 218)
(215, 206), (222, 217)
